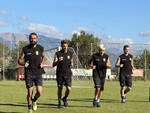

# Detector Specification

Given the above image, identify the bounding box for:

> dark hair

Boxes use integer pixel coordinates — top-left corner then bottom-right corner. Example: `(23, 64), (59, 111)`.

(123, 45), (129, 50)
(29, 32), (38, 39)
(61, 40), (68, 45)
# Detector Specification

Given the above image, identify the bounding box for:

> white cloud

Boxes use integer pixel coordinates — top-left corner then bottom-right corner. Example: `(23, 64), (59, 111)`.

(0, 20), (8, 26)
(97, 34), (133, 44)
(0, 11), (8, 15)
(22, 23), (64, 39)
(72, 26), (92, 35)
(19, 15), (29, 21)
(139, 31), (150, 37)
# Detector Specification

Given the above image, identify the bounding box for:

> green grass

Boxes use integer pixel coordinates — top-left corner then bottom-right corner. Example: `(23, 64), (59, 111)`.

(0, 80), (150, 113)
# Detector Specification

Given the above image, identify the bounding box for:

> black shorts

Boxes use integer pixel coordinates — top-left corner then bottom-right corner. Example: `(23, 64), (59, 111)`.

(56, 76), (72, 88)
(25, 72), (43, 89)
(119, 73), (132, 87)
(93, 70), (106, 90)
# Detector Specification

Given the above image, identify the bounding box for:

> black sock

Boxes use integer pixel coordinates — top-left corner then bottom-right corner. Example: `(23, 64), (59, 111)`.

(124, 90), (127, 94)
(32, 97), (38, 102)
(58, 98), (61, 102)
(63, 95), (68, 99)
(122, 96), (125, 99)
(28, 104), (32, 109)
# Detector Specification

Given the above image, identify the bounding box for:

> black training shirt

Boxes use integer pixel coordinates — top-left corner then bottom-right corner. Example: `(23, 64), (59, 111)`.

(23, 44), (44, 74)
(56, 50), (73, 77)
(93, 53), (109, 75)
(119, 54), (133, 74)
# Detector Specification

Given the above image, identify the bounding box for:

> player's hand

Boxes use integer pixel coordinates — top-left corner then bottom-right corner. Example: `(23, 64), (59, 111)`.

(40, 64), (44, 68)
(132, 67), (136, 71)
(24, 61), (29, 67)
(93, 65), (96, 69)
(120, 64), (124, 68)
(59, 56), (63, 61)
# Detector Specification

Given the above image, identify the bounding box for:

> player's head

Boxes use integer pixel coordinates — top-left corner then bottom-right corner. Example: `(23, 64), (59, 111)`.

(99, 44), (105, 54)
(123, 45), (129, 54)
(29, 32), (38, 46)
(61, 40), (68, 52)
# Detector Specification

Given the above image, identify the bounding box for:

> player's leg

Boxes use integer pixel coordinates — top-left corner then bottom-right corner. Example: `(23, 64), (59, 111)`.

(32, 75), (43, 111)
(57, 76), (63, 108)
(62, 76), (72, 107)
(25, 74), (34, 113)
(119, 73), (126, 103)
(93, 73), (101, 107)
(32, 86), (42, 111)
(97, 77), (105, 107)
(124, 75), (132, 97)
(27, 87), (34, 112)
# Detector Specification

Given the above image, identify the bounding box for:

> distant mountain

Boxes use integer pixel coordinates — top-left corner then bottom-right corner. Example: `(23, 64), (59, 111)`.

(0, 32), (61, 50)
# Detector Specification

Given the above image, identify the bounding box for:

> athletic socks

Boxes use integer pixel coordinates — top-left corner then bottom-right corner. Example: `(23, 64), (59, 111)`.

(32, 97), (38, 102)
(28, 104), (32, 110)
(94, 96), (98, 100)
(58, 98), (61, 103)
(124, 90), (127, 94)
(63, 95), (68, 100)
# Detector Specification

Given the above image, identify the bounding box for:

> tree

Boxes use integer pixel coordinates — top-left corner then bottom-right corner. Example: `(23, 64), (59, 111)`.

(5, 41), (28, 80)
(134, 49), (150, 69)
(0, 43), (10, 79)
(69, 31), (101, 68)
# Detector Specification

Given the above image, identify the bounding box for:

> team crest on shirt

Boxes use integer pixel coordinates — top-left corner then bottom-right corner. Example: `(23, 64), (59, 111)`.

(67, 56), (70, 59)
(36, 51), (39, 55)
(103, 58), (106, 62)
(129, 58), (132, 61)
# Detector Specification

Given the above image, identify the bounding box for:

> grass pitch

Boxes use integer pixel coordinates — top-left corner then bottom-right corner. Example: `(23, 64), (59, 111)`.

(0, 80), (150, 113)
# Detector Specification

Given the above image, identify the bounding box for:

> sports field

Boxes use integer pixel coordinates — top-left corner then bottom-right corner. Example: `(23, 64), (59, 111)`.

(0, 80), (150, 113)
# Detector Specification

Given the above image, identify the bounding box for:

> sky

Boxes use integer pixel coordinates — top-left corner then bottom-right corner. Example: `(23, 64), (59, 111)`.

(0, 0), (150, 44)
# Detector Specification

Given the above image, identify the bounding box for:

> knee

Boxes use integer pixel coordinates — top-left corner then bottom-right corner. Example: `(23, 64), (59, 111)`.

(67, 86), (71, 92)
(128, 87), (132, 91)
(121, 87), (125, 90)
(96, 88), (100, 92)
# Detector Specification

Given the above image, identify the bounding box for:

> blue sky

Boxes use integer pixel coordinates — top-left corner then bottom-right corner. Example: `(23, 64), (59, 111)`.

(0, 0), (150, 44)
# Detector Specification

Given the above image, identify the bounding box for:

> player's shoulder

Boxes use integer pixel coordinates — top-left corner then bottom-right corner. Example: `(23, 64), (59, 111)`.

(22, 44), (30, 51)
(119, 54), (124, 58)
(37, 44), (44, 49)
(68, 50), (73, 55)
(104, 53), (109, 58)
(56, 50), (62, 56)
(93, 52), (99, 56)
(128, 53), (133, 58)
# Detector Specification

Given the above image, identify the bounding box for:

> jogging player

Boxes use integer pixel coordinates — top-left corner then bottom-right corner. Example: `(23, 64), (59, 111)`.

(53, 40), (73, 108)
(115, 45), (135, 103)
(18, 33), (45, 113)
(89, 44), (111, 107)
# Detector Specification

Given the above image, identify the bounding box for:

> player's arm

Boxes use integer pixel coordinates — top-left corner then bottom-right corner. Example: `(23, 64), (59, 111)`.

(107, 57), (111, 68)
(88, 55), (96, 69)
(115, 57), (121, 68)
(131, 57), (135, 70)
(70, 57), (73, 67)
(18, 50), (25, 66)
(52, 53), (58, 67)
(41, 51), (46, 65)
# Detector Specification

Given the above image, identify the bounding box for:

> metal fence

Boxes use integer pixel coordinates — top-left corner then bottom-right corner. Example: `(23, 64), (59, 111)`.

(0, 40), (150, 81)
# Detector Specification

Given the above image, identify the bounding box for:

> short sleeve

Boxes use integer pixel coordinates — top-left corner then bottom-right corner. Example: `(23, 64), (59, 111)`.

(40, 46), (44, 53)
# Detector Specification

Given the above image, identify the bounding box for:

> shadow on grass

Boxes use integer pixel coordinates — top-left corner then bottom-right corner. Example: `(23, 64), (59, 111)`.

(48, 98), (93, 102)
(39, 103), (93, 108)
(48, 97), (148, 103)
(0, 103), (26, 107)
(100, 98), (148, 103)
(0, 111), (22, 113)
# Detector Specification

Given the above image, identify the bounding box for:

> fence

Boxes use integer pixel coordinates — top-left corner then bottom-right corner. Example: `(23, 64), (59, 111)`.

(0, 40), (150, 81)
